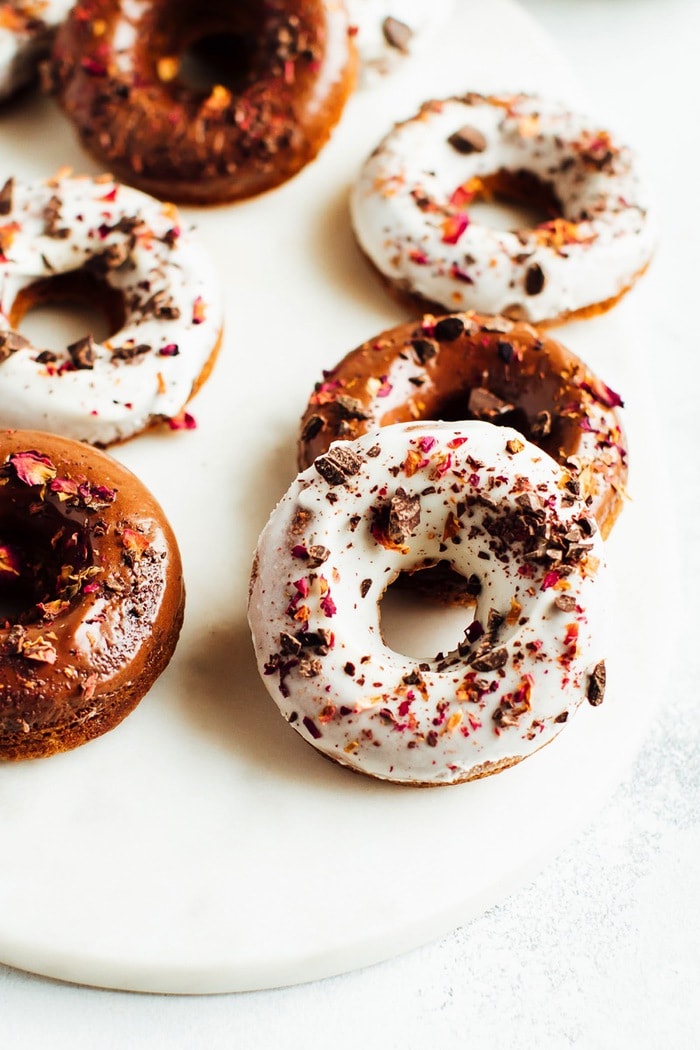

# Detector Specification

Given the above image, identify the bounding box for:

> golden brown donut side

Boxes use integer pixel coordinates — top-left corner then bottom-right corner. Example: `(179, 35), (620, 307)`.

(0, 430), (185, 760)
(46, 0), (357, 204)
(298, 312), (627, 538)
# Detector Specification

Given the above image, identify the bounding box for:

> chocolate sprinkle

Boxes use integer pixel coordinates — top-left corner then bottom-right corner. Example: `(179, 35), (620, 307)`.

(448, 125), (487, 154)
(587, 661), (606, 706)
(314, 446), (362, 486)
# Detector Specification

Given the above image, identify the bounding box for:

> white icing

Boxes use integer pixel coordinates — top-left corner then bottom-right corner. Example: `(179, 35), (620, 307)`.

(0, 175), (223, 445)
(350, 94), (655, 323)
(249, 420), (606, 786)
(0, 0), (72, 99)
(346, 0), (455, 81)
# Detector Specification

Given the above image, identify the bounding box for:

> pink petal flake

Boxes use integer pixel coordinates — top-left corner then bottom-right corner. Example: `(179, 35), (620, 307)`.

(167, 410), (197, 431)
(541, 571), (561, 591)
(441, 213), (470, 245)
(9, 451), (57, 486)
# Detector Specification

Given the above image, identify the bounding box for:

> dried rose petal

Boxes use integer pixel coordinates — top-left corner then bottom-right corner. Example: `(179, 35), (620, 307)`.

(167, 410), (197, 431)
(442, 213), (470, 245)
(9, 451), (57, 486)
(192, 296), (206, 325)
(121, 528), (150, 559)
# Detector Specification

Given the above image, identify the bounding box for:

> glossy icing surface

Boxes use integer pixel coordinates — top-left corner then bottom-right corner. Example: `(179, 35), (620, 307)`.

(351, 93), (655, 323)
(47, 0), (357, 203)
(298, 311), (628, 538)
(250, 420), (607, 786)
(0, 173), (222, 445)
(0, 428), (185, 760)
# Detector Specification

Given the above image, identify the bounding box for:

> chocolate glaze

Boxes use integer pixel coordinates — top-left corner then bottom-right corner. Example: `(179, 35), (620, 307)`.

(46, 0), (357, 204)
(298, 312), (628, 538)
(0, 430), (184, 760)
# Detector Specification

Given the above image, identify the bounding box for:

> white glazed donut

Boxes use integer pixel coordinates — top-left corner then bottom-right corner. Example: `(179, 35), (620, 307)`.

(0, 1), (72, 100)
(346, 0), (455, 80)
(0, 173), (223, 445)
(350, 93), (655, 325)
(249, 420), (607, 787)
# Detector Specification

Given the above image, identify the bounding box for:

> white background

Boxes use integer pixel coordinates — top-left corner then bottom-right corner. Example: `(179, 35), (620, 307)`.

(1, 1), (698, 1046)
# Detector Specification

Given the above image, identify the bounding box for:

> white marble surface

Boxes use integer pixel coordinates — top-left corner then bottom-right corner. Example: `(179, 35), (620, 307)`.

(1, 0), (698, 1045)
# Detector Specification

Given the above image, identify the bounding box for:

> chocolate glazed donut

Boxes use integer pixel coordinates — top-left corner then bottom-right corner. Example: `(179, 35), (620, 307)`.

(46, 0), (357, 204)
(0, 431), (185, 760)
(299, 312), (627, 538)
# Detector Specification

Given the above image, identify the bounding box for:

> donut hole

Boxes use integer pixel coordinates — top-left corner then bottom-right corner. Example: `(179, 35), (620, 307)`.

(462, 170), (562, 232)
(380, 564), (478, 661)
(0, 501), (92, 626)
(9, 270), (126, 356)
(176, 30), (257, 96)
(159, 3), (277, 100)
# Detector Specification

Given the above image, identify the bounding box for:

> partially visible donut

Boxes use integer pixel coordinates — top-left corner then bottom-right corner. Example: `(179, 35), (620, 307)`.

(346, 0), (455, 81)
(350, 93), (655, 324)
(0, 1), (72, 101)
(249, 420), (607, 787)
(0, 173), (222, 445)
(0, 429), (185, 760)
(46, 0), (357, 204)
(298, 312), (627, 539)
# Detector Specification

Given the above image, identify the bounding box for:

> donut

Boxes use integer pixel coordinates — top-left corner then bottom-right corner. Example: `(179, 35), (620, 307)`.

(346, 0), (455, 81)
(298, 312), (627, 539)
(0, 429), (185, 760)
(46, 0), (357, 204)
(249, 420), (607, 786)
(0, 172), (223, 445)
(350, 93), (655, 324)
(0, 1), (72, 101)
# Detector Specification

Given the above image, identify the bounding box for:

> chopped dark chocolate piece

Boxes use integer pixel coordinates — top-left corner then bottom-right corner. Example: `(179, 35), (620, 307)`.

(434, 317), (465, 342)
(587, 660), (606, 706)
(554, 594), (577, 612)
(111, 343), (151, 361)
(314, 446), (363, 486)
(67, 334), (96, 369)
(468, 386), (515, 419)
(335, 394), (371, 421)
(525, 263), (546, 295)
(360, 578), (372, 598)
(411, 337), (438, 364)
(301, 414), (324, 442)
(279, 632), (302, 656)
(387, 487), (421, 543)
(306, 545), (329, 568)
(0, 329), (30, 362)
(470, 647), (508, 672)
(554, 711), (569, 723)
(382, 15), (413, 52)
(448, 125), (487, 154)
